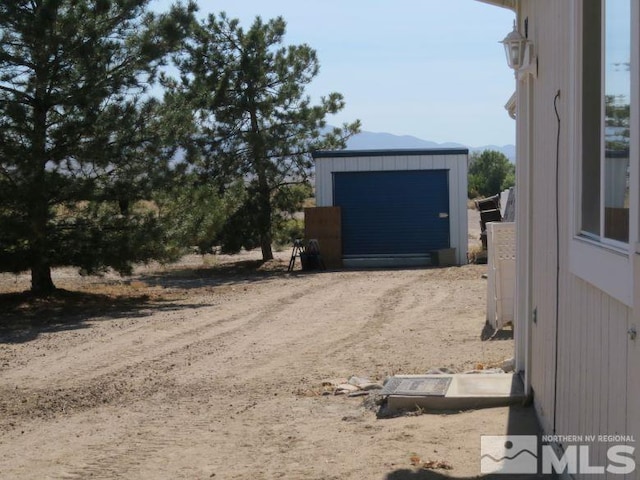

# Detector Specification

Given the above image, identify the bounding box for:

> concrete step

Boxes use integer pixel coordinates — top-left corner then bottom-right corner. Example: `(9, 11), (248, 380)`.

(382, 373), (525, 412)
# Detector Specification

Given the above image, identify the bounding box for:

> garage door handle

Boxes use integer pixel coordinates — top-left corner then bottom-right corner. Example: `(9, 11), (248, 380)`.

(439, 213), (449, 218)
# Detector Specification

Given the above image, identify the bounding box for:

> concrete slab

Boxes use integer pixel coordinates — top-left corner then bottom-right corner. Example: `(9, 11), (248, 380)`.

(384, 373), (525, 412)
(380, 376), (451, 396)
(342, 254), (431, 268)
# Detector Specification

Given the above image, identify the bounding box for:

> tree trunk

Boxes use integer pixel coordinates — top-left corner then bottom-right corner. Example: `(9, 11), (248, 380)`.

(30, 186), (54, 295)
(31, 262), (55, 296)
(29, 163), (56, 296)
(260, 234), (273, 262)
(258, 183), (273, 261)
(248, 103), (273, 262)
(30, 30), (55, 296)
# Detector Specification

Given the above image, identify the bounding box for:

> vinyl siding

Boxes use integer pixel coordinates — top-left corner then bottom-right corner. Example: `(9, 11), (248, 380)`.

(518, 1), (636, 478)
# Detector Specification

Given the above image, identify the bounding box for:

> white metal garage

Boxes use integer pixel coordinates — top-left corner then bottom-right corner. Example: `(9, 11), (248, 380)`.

(313, 148), (469, 267)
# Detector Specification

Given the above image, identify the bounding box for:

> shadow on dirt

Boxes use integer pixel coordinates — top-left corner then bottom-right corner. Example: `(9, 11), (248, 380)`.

(385, 471), (549, 479)
(0, 258), (302, 344)
(0, 289), (211, 344)
(480, 322), (514, 341)
(384, 405), (556, 480)
(136, 259), (294, 290)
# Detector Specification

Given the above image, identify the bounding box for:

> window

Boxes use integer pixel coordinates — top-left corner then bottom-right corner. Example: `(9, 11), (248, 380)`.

(570, 0), (635, 306)
(581, 0), (631, 245)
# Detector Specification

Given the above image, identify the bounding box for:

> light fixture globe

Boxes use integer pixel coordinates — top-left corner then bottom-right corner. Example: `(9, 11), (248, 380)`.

(500, 21), (527, 71)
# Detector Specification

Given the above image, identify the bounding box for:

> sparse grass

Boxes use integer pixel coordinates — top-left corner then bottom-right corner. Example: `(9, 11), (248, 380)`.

(201, 254), (218, 267)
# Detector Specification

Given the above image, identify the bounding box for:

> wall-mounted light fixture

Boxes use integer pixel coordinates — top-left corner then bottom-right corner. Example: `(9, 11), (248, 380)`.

(501, 21), (527, 70)
(500, 21), (537, 78)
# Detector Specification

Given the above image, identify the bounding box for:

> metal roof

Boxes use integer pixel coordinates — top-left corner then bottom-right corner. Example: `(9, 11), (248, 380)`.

(312, 148), (469, 159)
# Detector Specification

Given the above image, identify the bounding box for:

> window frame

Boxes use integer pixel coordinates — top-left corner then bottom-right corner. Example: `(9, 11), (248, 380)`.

(568, 0), (638, 307)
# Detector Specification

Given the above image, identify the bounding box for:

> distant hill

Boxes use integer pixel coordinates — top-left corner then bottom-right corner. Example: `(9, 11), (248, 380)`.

(345, 130), (515, 162)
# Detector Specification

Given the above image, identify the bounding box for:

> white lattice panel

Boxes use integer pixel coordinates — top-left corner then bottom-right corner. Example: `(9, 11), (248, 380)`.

(486, 222), (516, 330)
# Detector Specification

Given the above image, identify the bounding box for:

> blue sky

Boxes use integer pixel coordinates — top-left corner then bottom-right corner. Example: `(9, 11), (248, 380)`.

(150, 0), (516, 147)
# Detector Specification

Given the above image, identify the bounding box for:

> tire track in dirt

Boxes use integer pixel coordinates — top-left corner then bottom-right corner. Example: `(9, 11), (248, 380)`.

(179, 270), (442, 396)
(1, 273), (377, 477)
(0, 264), (520, 480)
(1, 276), (321, 388)
(56, 412), (215, 480)
(164, 271), (382, 388)
(0, 274), (347, 430)
(313, 270), (450, 352)
(280, 270), (485, 381)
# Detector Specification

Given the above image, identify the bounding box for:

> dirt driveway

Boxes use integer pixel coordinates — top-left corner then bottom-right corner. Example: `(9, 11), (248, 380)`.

(0, 251), (538, 479)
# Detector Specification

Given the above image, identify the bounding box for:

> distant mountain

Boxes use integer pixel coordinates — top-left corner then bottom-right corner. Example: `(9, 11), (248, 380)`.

(344, 130), (515, 162)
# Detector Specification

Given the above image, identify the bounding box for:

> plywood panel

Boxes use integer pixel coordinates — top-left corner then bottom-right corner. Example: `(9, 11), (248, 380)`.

(304, 207), (342, 269)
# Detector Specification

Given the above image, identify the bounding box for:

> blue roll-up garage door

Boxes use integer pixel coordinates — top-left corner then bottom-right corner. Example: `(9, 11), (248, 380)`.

(333, 170), (450, 256)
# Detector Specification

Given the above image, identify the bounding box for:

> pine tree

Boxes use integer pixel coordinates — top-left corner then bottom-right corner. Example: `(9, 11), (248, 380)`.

(0, 0), (196, 294)
(167, 13), (360, 261)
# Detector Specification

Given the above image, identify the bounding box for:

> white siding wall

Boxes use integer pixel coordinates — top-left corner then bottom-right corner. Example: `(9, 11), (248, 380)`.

(314, 152), (468, 265)
(518, 1), (636, 477)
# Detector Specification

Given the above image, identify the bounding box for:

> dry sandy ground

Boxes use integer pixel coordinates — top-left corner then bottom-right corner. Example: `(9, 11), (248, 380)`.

(0, 243), (542, 479)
